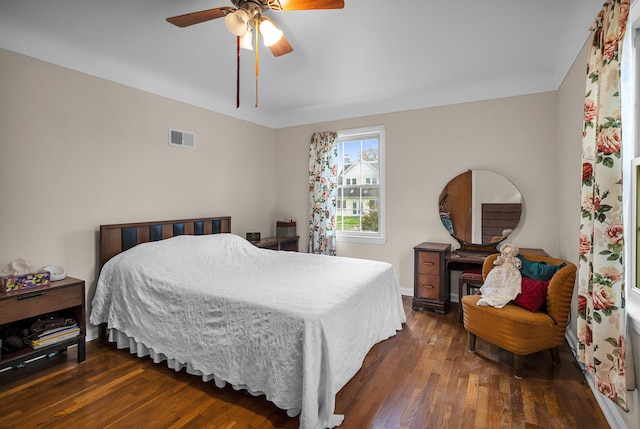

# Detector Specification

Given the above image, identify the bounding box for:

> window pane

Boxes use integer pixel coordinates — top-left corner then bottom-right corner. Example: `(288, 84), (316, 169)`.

(336, 126), (385, 243)
(336, 139), (379, 233)
(362, 139), (379, 161)
(361, 210), (378, 232)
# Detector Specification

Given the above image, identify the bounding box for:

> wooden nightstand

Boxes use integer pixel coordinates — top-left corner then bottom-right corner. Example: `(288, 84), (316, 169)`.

(0, 277), (86, 370)
(412, 242), (451, 314)
(254, 236), (299, 252)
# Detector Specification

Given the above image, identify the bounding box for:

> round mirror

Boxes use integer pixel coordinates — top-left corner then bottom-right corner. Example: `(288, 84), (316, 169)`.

(439, 170), (522, 252)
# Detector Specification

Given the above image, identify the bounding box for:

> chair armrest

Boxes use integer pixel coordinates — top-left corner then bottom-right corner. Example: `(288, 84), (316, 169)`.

(545, 263), (577, 325)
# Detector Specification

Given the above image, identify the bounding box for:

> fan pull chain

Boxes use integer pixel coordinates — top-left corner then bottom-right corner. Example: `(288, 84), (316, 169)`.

(236, 36), (240, 109)
(255, 20), (259, 108)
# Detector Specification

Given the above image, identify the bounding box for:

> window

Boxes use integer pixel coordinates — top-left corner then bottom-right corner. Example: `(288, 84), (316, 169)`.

(621, 8), (640, 328)
(335, 125), (386, 244)
(623, 18), (640, 291)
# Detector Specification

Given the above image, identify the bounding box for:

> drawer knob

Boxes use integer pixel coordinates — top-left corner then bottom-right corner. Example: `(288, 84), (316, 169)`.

(422, 284), (434, 289)
(422, 261), (434, 266)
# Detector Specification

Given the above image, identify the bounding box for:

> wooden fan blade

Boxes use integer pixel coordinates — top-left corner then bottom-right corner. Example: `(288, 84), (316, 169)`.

(275, 0), (344, 11)
(166, 7), (234, 28)
(269, 36), (294, 57)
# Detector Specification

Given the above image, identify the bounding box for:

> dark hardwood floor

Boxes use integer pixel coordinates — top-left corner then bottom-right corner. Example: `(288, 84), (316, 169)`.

(0, 296), (610, 429)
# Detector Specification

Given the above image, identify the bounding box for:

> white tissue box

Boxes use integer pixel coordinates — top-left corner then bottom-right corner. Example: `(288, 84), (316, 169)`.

(1, 271), (50, 293)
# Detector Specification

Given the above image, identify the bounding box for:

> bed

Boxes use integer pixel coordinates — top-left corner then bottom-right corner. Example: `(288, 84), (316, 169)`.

(90, 216), (406, 429)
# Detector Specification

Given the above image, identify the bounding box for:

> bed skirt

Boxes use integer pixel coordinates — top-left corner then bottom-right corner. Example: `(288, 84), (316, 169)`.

(107, 327), (303, 418)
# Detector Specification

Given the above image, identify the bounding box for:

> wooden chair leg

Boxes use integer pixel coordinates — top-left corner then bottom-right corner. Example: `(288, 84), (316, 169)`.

(550, 348), (561, 366)
(458, 279), (464, 323)
(514, 354), (524, 379)
(468, 332), (476, 352)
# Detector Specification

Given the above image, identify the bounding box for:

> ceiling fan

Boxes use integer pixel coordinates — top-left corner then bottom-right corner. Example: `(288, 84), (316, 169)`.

(167, 0), (344, 57)
(167, 0), (344, 107)
(167, 0), (344, 108)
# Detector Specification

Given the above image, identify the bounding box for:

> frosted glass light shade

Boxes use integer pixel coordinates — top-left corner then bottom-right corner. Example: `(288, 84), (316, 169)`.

(225, 9), (250, 36)
(259, 19), (283, 46)
(240, 28), (253, 50)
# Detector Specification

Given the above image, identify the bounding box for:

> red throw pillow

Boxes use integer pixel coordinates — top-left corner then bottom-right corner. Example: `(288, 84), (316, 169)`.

(514, 277), (549, 312)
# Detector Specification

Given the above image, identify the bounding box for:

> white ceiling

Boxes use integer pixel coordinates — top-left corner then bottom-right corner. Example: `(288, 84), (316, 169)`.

(0, 0), (604, 129)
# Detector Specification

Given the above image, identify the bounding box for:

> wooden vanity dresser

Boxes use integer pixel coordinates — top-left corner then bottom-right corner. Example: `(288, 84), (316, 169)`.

(412, 242), (451, 314)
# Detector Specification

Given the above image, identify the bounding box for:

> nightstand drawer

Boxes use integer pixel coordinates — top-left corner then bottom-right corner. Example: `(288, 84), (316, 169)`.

(415, 274), (440, 299)
(416, 251), (440, 275)
(0, 284), (82, 325)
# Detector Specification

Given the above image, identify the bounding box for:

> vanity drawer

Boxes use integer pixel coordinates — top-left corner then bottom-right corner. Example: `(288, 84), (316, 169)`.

(415, 274), (440, 299)
(0, 283), (83, 324)
(416, 251), (440, 275)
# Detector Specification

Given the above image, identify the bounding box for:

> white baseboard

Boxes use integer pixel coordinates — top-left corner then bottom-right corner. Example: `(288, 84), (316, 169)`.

(399, 287), (413, 297)
(565, 329), (629, 429)
(86, 326), (99, 342)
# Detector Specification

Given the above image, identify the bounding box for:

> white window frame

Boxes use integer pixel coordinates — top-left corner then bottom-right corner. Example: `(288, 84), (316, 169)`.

(622, 5), (640, 332)
(336, 125), (387, 244)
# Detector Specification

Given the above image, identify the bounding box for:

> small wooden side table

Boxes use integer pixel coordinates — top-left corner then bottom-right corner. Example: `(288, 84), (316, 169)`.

(0, 277), (86, 371)
(412, 242), (451, 314)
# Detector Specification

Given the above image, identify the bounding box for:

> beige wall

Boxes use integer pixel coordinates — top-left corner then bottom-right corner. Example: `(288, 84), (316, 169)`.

(0, 48), (278, 333)
(275, 93), (559, 292)
(557, 41), (589, 335)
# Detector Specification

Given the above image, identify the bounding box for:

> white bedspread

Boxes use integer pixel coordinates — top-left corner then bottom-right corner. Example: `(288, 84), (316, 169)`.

(90, 233), (405, 429)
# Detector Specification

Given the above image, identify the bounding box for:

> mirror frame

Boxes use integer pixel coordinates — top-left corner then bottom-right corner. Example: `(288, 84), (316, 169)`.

(439, 169), (522, 253)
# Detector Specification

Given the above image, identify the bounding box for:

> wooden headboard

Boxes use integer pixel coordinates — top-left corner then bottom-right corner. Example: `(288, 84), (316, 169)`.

(99, 216), (231, 268)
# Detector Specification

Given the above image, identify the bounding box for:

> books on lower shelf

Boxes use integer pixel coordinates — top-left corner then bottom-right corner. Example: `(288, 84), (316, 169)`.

(29, 324), (80, 349)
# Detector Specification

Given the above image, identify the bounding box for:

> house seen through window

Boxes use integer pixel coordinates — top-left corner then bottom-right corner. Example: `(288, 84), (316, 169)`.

(336, 125), (386, 244)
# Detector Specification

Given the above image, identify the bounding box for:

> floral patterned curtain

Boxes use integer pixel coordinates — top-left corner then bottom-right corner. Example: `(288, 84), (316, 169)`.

(578, 0), (630, 412)
(309, 131), (338, 255)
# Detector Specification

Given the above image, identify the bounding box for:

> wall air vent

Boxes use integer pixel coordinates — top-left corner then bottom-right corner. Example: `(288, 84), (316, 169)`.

(169, 128), (196, 149)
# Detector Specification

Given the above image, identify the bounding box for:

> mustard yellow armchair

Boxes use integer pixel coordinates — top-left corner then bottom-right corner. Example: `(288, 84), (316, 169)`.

(461, 253), (577, 378)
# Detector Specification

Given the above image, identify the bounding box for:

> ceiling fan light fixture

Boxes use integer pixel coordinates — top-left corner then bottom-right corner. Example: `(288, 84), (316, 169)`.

(225, 9), (250, 36)
(259, 18), (283, 47)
